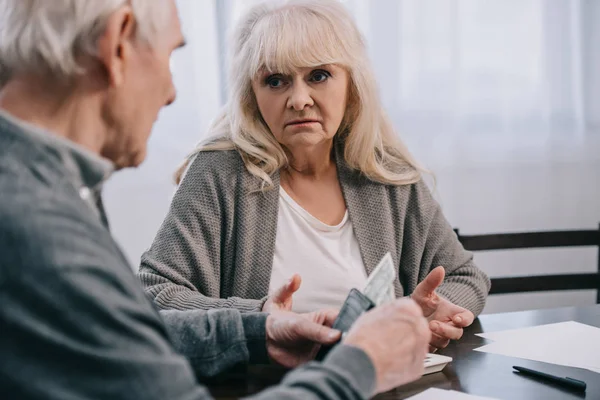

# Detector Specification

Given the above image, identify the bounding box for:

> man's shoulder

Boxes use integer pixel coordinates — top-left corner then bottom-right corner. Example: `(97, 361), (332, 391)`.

(0, 126), (66, 200)
(0, 174), (119, 281)
(0, 189), (60, 284)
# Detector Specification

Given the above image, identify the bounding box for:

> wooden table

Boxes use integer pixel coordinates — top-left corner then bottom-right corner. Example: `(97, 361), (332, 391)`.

(207, 305), (600, 399)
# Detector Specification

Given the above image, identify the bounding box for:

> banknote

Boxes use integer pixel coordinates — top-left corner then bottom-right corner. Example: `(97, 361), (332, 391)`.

(362, 252), (396, 306)
(327, 253), (450, 374)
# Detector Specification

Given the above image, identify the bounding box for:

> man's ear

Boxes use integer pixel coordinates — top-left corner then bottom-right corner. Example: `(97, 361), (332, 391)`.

(96, 6), (136, 87)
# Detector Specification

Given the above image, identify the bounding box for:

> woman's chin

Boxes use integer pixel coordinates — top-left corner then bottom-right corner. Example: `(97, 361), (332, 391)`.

(284, 131), (333, 148)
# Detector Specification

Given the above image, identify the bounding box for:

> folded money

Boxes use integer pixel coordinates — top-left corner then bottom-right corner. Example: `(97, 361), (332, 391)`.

(362, 252), (396, 306)
(316, 252), (453, 375)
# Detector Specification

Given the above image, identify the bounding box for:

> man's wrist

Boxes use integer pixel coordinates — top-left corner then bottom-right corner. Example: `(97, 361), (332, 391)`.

(323, 344), (377, 398)
(241, 313), (270, 364)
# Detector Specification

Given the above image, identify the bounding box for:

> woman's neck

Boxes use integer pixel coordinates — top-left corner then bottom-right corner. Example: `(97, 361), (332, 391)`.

(284, 140), (335, 179)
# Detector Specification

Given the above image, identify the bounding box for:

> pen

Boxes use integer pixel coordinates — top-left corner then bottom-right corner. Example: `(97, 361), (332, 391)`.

(513, 366), (587, 392)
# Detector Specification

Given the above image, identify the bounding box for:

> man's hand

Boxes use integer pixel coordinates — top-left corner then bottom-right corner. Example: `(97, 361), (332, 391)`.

(265, 309), (342, 368)
(411, 266), (475, 352)
(262, 274), (301, 312)
(344, 298), (430, 394)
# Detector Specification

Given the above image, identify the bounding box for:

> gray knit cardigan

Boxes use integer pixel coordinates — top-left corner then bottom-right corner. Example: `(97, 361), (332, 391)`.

(138, 144), (490, 315)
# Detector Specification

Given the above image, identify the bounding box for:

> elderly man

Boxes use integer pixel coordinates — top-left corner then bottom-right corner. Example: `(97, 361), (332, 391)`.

(0, 1), (431, 399)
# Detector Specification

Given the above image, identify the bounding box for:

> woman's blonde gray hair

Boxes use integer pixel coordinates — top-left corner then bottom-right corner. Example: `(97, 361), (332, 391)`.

(0, 0), (171, 87)
(176, 0), (424, 188)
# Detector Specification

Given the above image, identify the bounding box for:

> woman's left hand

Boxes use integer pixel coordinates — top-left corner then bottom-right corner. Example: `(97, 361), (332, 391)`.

(410, 266), (475, 352)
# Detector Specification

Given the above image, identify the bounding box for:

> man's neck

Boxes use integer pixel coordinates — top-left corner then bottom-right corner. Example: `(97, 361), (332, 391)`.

(0, 76), (107, 156)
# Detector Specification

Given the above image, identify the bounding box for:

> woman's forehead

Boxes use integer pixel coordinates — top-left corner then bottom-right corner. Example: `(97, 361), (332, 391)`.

(256, 63), (342, 76)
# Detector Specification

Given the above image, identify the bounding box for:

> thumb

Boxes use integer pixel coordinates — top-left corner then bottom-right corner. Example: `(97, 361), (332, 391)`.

(413, 266), (445, 299)
(294, 319), (341, 345)
(272, 274), (302, 304)
(452, 309), (475, 327)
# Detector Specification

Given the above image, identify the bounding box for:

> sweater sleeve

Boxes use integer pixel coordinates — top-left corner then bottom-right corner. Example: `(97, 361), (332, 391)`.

(244, 345), (376, 400)
(138, 151), (264, 313)
(408, 180), (491, 316)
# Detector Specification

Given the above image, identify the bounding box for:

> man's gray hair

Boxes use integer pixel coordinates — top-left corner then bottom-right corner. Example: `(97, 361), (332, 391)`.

(0, 0), (171, 87)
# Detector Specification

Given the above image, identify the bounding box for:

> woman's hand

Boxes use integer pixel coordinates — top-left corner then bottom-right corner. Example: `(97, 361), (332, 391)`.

(410, 266), (475, 352)
(262, 274), (302, 312)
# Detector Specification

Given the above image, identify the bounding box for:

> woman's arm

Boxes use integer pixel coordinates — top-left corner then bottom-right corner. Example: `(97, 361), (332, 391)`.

(138, 151), (265, 312)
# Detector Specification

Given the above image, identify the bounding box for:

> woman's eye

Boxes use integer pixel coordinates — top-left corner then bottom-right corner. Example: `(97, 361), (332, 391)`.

(311, 70), (331, 83)
(266, 75), (285, 88)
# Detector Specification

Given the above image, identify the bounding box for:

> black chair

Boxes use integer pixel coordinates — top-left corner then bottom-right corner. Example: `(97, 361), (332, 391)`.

(454, 224), (600, 303)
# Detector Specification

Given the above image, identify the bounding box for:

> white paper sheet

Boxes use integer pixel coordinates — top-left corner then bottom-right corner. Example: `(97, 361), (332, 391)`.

(474, 321), (600, 373)
(476, 321), (598, 341)
(406, 388), (498, 399)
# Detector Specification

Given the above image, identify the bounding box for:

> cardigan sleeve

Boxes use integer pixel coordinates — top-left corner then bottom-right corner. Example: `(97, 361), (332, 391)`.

(138, 151), (265, 313)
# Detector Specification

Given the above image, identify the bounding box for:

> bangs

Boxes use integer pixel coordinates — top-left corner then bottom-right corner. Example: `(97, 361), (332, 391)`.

(246, 6), (353, 78)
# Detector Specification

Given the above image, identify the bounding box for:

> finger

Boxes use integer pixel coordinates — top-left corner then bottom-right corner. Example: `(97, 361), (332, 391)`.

(452, 310), (475, 327)
(429, 332), (450, 350)
(295, 319), (342, 344)
(318, 309), (339, 327)
(413, 266), (445, 298)
(272, 274), (302, 303)
(288, 274), (302, 293)
(304, 308), (339, 327)
(411, 267), (445, 316)
(430, 320), (463, 341)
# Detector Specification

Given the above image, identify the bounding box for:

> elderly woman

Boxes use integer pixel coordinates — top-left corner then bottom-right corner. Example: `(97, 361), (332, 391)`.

(139, 0), (490, 350)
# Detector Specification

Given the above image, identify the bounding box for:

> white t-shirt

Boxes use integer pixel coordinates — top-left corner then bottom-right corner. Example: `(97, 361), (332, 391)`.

(269, 188), (368, 313)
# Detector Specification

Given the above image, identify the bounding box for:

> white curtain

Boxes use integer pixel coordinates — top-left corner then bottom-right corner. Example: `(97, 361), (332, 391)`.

(364, 1), (587, 135)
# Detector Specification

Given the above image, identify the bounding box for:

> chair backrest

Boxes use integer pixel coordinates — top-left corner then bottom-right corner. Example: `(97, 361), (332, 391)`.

(454, 224), (600, 303)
